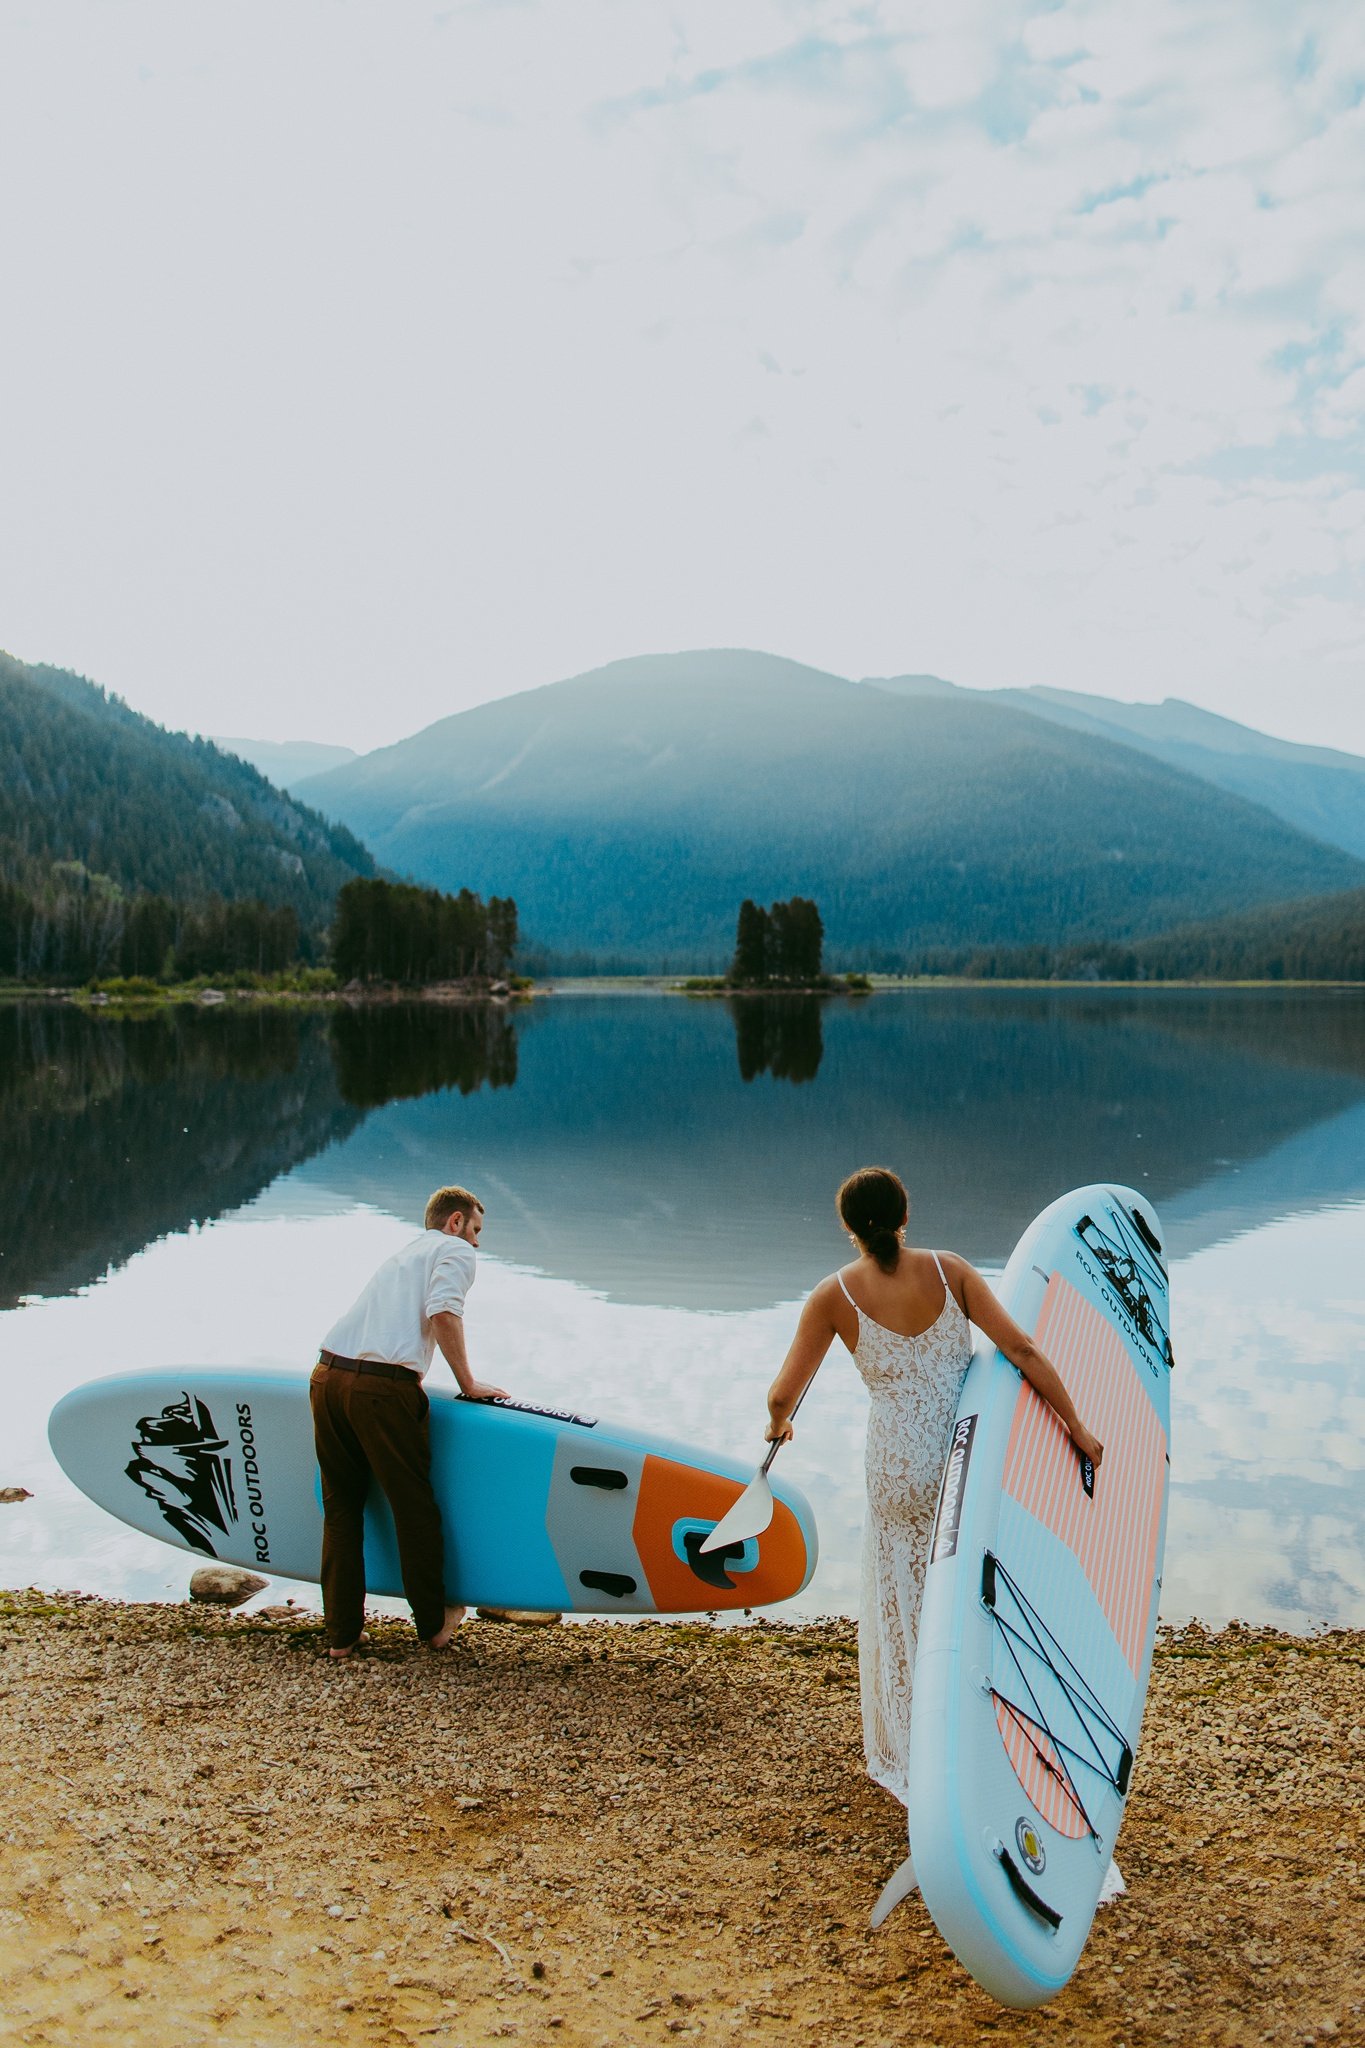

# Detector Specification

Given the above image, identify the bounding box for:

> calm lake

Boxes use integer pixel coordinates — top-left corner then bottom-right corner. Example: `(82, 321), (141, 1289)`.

(3, 988), (1363, 1630)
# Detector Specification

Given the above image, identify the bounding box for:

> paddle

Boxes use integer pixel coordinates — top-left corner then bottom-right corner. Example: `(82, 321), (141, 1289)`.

(699, 1379), (814, 1555)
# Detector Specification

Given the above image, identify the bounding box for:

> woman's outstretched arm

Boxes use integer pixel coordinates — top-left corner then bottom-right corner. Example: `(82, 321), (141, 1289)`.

(947, 1257), (1105, 1467)
(765, 1278), (847, 1443)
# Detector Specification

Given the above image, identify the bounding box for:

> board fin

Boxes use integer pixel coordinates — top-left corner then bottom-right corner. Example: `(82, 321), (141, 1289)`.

(869, 1852), (919, 1930)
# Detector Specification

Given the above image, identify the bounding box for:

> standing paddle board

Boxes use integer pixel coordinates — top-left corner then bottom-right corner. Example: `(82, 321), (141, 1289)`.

(48, 1370), (818, 1616)
(905, 1184), (1172, 2008)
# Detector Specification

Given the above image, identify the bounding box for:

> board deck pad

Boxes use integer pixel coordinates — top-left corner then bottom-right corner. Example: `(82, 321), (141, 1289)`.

(906, 1185), (1172, 2008)
(49, 1371), (818, 1616)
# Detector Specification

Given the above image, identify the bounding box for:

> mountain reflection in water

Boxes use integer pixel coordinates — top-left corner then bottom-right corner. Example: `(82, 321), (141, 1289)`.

(0, 1004), (362, 1309)
(294, 989), (1365, 1309)
(3, 990), (1364, 1314)
(0, 999), (520, 1307)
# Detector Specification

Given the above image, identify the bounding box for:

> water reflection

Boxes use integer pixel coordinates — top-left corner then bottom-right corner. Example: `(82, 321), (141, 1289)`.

(0, 1004), (362, 1309)
(329, 1001), (518, 1106)
(4, 991), (1364, 1314)
(292, 990), (1365, 1309)
(3, 990), (1364, 1631)
(731, 995), (824, 1083)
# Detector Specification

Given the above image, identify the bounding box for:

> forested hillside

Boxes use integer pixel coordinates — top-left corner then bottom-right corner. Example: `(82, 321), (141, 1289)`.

(867, 674), (1365, 861)
(0, 651), (377, 978)
(295, 651), (1365, 969)
(1137, 886), (1365, 981)
(909, 885), (1365, 981)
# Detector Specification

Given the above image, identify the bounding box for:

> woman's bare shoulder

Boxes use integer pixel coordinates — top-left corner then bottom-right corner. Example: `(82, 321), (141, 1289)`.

(936, 1249), (980, 1304)
(808, 1269), (851, 1307)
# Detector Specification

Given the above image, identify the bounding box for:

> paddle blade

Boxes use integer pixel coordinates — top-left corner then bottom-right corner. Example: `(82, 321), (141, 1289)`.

(698, 1471), (775, 1552)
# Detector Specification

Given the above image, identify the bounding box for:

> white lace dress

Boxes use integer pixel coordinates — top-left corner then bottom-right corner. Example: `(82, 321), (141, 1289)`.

(839, 1254), (972, 1806)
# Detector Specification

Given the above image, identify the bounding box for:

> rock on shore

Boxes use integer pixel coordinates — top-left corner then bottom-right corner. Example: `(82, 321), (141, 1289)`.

(188, 1566), (268, 1607)
(0, 1591), (1361, 2047)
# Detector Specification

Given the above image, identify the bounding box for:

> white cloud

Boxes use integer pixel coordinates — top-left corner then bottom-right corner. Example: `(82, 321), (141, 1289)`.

(1, 1), (1363, 750)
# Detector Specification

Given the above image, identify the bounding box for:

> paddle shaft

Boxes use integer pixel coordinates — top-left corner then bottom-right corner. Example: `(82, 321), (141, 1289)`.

(761, 1371), (816, 1474)
(699, 1373), (820, 1553)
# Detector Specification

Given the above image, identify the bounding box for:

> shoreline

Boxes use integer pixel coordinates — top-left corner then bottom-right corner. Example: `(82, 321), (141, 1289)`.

(3, 1590), (1361, 2047)
(2, 974), (1364, 1011)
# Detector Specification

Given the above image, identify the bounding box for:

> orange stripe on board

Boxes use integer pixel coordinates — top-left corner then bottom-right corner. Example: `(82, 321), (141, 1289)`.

(1002, 1273), (1166, 1678)
(631, 1456), (809, 1610)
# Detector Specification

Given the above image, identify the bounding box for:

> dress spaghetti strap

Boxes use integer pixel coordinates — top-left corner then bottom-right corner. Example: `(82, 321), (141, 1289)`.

(836, 1269), (859, 1309)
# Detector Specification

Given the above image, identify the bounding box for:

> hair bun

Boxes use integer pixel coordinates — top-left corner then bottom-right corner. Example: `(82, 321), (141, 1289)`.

(835, 1166), (909, 1276)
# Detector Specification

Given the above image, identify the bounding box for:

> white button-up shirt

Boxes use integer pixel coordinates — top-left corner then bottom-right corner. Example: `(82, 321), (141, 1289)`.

(321, 1230), (477, 1379)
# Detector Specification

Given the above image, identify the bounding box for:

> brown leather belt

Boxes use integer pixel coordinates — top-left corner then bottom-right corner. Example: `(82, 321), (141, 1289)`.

(318, 1350), (418, 1383)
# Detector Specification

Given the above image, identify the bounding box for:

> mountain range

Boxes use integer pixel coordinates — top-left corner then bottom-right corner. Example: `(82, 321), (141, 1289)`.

(212, 736), (358, 792)
(870, 674), (1365, 862)
(290, 650), (1365, 968)
(7, 641), (1364, 974)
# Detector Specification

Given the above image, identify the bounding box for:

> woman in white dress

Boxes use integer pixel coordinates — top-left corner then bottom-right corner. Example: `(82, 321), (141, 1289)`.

(765, 1166), (1106, 1809)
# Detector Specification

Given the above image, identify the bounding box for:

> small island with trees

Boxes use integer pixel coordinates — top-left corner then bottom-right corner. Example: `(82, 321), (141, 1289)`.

(680, 897), (872, 996)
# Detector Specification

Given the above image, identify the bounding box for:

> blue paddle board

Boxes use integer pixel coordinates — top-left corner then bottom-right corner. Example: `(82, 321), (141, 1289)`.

(905, 1184), (1172, 2007)
(49, 1369), (818, 1616)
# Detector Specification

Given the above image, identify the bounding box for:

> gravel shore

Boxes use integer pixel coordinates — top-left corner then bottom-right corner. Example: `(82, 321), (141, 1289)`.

(1, 1591), (1361, 2047)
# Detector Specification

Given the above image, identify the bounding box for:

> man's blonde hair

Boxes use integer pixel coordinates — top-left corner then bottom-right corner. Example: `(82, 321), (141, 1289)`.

(425, 1185), (483, 1230)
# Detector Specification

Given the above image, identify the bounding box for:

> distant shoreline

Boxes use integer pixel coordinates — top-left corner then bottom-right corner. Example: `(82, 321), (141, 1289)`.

(2, 972), (1363, 1010)
(540, 973), (1365, 994)
(0, 979), (527, 1010)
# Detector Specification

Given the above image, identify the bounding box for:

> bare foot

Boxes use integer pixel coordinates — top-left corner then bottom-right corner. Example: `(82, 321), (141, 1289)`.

(327, 1629), (368, 1661)
(425, 1605), (467, 1650)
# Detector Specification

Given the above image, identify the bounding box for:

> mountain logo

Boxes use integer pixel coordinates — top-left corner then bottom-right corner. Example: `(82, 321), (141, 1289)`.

(125, 1392), (238, 1557)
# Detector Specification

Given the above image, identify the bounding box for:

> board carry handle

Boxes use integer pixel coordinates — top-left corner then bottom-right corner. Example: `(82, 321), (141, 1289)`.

(579, 1569), (637, 1598)
(1129, 1203), (1165, 1262)
(994, 1843), (1063, 1932)
(570, 1466), (629, 1490)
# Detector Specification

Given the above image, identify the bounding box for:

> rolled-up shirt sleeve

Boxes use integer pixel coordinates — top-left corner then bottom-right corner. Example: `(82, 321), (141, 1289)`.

(426, 1240), (476, 1320)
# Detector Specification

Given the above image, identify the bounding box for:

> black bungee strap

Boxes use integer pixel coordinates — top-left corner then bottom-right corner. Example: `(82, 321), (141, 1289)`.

(982, 1550), (1134, 1842)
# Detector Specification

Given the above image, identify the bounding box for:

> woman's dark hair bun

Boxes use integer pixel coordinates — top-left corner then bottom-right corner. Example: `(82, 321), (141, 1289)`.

(836, 1166), (909, 1275)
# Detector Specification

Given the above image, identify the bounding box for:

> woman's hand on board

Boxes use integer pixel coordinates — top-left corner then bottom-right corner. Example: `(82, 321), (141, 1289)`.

(1069, 1419), (1104, 1467)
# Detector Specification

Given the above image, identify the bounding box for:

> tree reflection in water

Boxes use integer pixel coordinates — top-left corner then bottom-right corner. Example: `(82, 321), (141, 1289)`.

(328, 1002), (518, 1106)
(730, 995), (824, 1084)
(0, 998), (520, 1307)
(0, 1003), (360, 1308)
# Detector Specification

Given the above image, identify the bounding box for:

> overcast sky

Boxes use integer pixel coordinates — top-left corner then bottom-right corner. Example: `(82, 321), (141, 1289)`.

(3, 2), (1364, 755)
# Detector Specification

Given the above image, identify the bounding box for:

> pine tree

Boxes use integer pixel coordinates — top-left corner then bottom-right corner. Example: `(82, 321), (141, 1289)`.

(730, 899), (769, 985)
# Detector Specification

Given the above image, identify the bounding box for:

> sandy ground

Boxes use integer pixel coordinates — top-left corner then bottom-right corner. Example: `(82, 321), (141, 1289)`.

(1, 1592), (1362, 2048)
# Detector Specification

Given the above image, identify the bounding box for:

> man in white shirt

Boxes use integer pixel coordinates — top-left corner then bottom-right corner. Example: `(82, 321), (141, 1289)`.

(310, 1183), (507, 1659)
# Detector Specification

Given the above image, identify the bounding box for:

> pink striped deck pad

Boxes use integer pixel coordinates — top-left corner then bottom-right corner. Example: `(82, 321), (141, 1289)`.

(993, 1695), (1091, 1839)
(1002, 1273), (1167, 1680)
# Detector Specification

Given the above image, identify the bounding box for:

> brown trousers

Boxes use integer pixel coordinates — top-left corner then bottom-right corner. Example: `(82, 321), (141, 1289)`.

(309, 1362), (447, 1647)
